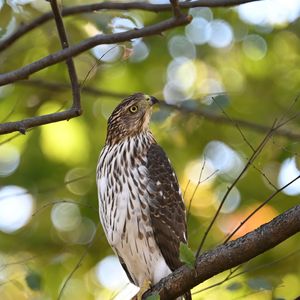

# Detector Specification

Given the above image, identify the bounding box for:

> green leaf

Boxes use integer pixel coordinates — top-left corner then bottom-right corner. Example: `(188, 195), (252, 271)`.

(146, 293), (160, 300)
(226, 282), (243, 291)
(25, 271), (42, 291)
(179, 243), (196, 269)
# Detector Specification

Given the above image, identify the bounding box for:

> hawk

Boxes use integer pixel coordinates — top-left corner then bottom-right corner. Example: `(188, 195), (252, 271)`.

(97, 93), (191, 300)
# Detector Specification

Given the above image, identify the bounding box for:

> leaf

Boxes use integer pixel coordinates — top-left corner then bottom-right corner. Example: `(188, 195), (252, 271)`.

(226, 282), (243, 291)
(247, 278), (272, 291)
(25, 271), (42, 291)
(146, 293), (160, 300)
(179, 243), (196, 269)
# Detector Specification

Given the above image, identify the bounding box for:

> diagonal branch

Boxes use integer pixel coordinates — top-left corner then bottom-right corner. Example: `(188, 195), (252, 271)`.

(0, 0), (260, 52)
(0, 15), (191, 88)
(0, 15), (191, 135)
(143, 204), (300, 300)
(49, 0), (81, 111)
(195, 122), (277, 257)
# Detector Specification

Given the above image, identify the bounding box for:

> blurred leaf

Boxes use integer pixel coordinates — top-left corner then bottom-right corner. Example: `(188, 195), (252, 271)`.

(179, 243), (196, 269)
(146, 293), (160, 300)
(247, 277), (272, 291)
(226, 282), (243, 291)
(25, 271), (42, 291)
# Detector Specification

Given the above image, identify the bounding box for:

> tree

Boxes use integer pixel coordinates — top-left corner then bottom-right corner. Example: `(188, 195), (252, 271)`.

(0, 0), (299, 299)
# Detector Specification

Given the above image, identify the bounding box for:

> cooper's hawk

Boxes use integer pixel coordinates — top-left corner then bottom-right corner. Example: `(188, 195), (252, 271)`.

(97, 93), (191, 299)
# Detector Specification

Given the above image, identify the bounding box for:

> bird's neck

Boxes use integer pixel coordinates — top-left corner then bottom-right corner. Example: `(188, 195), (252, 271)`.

(106, 130), (155, 147)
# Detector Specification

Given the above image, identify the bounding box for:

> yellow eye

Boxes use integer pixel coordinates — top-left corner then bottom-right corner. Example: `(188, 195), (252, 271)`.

(129, 105), (138, 113)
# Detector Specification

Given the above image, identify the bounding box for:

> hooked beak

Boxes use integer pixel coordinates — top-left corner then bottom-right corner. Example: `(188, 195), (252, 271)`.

(148, 96), (159, 106)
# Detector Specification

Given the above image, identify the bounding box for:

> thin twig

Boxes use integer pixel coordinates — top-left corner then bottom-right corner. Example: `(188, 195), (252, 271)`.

(223, 174), (300, 243)
(170, 0), (182, 17)
(212, 96), (254, 151)
(57, 225), (101, 300)
(160, 102), (300, 140)
(195, 122), (278, 257)
(192, 248), (300, 296)
(143, 205), (300, 299)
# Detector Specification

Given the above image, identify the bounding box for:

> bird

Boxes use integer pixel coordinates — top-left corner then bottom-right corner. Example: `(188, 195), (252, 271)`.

(96, 93), (191, 300)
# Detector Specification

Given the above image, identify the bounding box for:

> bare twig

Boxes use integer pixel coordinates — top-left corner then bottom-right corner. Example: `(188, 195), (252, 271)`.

(223, 174), (300, 243)
(160, 102), (300, 140)
(143, 204), (300, 300)
(192, 248), (300, 295)
(195, 122), (278, 257)
(49, 0), (81, 111)
(57, 225), (101, 300)
(0, 0), (260, 52)
(57, 248), (88, 300)
(170, 0), (182, 17)
(212, 96), (255, 151)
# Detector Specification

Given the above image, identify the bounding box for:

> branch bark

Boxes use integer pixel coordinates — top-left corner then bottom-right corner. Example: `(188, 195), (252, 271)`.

(0, 0), (260, 52)
(143, 205), (300, 299)
(0, 15), (191, 87)
(13, 80), (300, 141)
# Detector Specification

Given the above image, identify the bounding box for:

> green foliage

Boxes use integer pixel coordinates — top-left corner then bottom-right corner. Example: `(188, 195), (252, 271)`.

(0, 1), (300, 300)
(25, 271), (42, 291)
(179, 243), (196, 269)
(146, 293), (160, 300)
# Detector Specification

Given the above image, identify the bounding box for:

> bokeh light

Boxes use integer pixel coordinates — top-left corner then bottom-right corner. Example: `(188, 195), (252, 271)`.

(39, 103), (90, 165)
(188, 7), (213, 21)
(65, 168), (92, 196)
(204, 141), (244, 180)
(95, 256), (130, 290)
(278, 157), (300, 195)
(215, 184), (241, 214)
(168, 35), (196, 59)
(237, 0), (300, 26)
(91, 44), (122, 63)
(185, 17), (211, 45)
(242, 34), (268, 61)
(0, 186), (34, 233)
(0, 144), (20, 177)
(207, 20), (233, 48)
(51, 202), (81, 232)
(130, 41), (149, 62)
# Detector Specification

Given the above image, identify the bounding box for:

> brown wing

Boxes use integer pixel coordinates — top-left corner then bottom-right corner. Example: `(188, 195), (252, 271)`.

(146, 143), (187, 271)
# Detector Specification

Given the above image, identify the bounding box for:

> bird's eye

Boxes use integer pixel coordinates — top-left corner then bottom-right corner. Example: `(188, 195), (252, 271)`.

(129, 105), (138, 113)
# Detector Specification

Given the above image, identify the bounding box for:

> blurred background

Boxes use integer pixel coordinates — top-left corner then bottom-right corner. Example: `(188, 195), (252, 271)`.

(0, 0), (300, 299)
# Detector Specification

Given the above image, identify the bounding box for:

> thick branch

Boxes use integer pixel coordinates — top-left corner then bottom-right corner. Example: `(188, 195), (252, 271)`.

(0, 0), (260, 52)
(0, 15), (191, 87)
(0, 109), (81, 135)
(14, 80), (300, 140)
(143, 205), (300, 299)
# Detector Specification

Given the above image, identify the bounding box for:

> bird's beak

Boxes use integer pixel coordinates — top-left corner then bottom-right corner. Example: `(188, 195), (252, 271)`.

(147, 96), (159, 106)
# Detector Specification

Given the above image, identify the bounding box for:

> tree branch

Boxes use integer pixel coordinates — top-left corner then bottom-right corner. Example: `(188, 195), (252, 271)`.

(49, 0), (81, 111)
(0, 15), (191, 88)
(196, 123), (276, 257)
(13, 80), (300, 141)
(0, 0), (260, 52)
(143, 205), (300, 300)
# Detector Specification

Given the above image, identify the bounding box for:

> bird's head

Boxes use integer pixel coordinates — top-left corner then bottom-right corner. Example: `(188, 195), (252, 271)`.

(106, 93), (158, 145)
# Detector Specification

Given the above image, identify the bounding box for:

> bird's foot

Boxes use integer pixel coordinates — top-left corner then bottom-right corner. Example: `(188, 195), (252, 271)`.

(132, 280), (151, 300)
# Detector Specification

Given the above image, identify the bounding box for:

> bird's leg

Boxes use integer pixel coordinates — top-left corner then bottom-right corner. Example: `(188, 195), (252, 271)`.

(132, 280), (151, 300)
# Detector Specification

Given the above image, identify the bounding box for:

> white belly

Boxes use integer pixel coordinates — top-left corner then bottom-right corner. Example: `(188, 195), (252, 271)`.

(97, 142), (171, 286)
